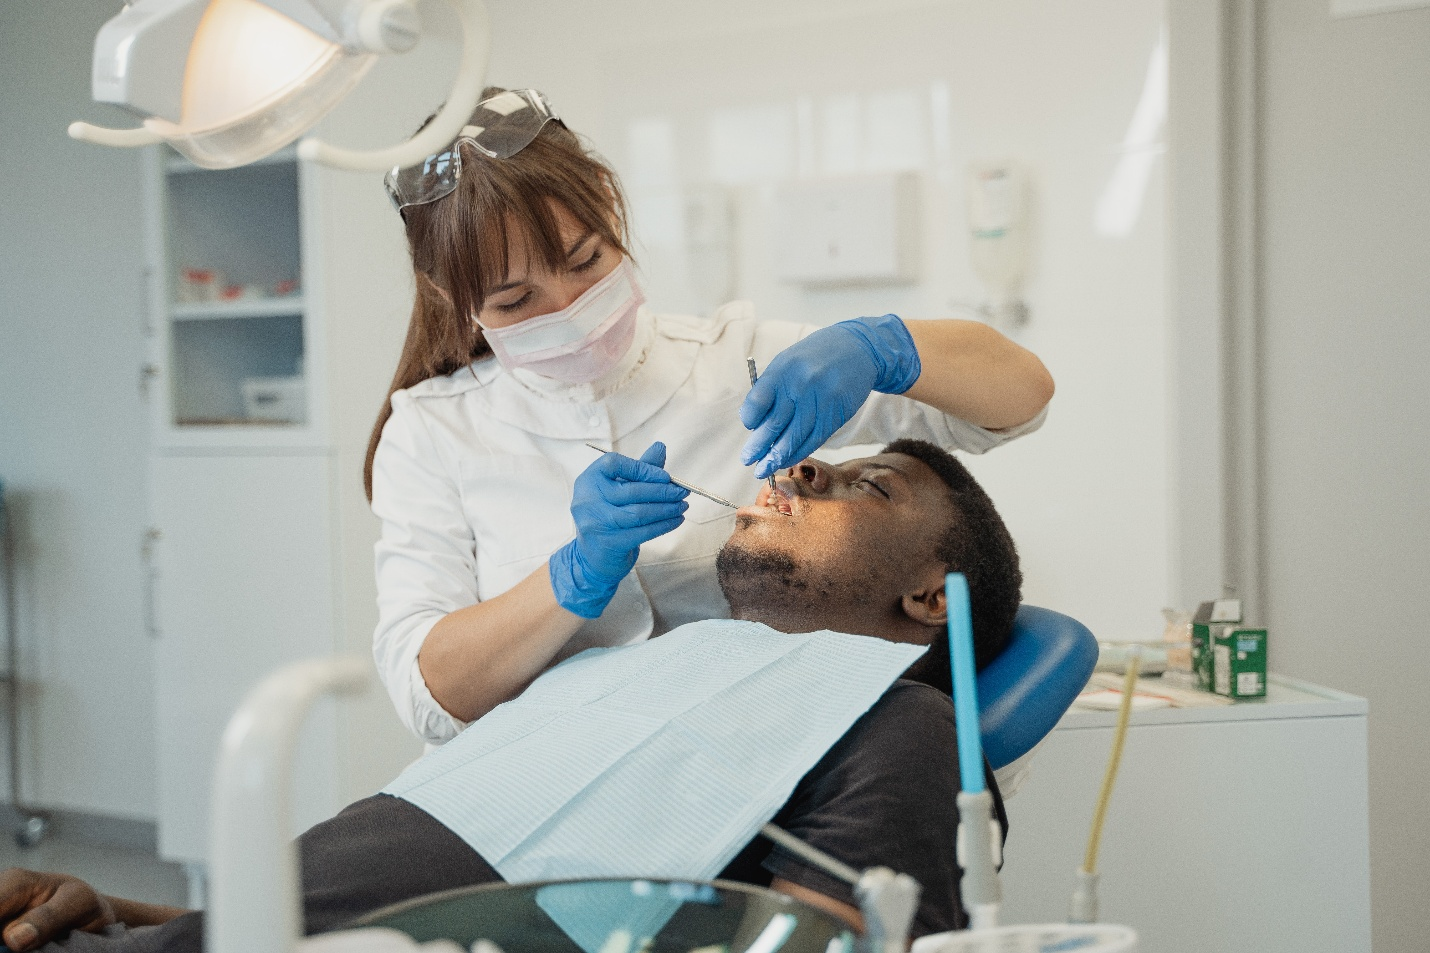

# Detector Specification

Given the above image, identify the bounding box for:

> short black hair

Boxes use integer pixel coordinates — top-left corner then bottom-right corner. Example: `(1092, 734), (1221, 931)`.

(882, 439), (1023, 693)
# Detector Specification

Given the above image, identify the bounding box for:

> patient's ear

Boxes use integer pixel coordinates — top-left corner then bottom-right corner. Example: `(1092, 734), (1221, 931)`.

(901, 567), (949, 628)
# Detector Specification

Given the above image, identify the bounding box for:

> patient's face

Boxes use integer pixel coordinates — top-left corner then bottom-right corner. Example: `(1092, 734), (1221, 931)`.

(717, 452), (951, 624)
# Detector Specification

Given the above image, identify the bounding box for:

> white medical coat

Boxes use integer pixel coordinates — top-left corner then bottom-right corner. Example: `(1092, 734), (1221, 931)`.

(371, 302), (1046, 744)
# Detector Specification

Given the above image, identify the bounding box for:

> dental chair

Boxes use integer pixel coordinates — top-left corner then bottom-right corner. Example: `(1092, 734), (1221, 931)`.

(211, 606), (1099, 953)
(977, 605), (1098, 791)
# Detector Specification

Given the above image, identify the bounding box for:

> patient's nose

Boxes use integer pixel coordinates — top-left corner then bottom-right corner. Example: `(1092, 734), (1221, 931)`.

(791, 460), (830, 493)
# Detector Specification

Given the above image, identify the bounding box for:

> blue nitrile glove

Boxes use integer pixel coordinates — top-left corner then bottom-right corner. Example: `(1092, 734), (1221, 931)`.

(550, 442), (689, 618)
(740, 313), (922, 479)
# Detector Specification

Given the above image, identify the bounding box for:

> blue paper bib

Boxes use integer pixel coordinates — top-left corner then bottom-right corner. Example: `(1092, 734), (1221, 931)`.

(383, 620), (924, 884)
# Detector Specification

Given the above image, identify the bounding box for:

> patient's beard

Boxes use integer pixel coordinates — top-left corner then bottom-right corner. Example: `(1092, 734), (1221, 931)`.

(716, 540), (835, 631)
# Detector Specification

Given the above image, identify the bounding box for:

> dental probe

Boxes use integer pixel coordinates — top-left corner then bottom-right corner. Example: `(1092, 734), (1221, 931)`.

(746, 358), (778, 497)
(583, 443), (737, 509)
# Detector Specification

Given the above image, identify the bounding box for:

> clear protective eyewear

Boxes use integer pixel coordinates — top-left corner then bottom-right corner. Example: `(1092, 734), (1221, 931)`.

(383, 88), (559, 214)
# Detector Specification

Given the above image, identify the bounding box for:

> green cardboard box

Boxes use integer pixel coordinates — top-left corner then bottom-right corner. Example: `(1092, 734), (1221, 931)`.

(1191, 599), (1242, 693)
(1213, 627), (1267, 699)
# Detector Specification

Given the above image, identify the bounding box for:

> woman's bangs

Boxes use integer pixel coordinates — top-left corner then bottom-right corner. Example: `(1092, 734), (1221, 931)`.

(460, 151), (628, 316)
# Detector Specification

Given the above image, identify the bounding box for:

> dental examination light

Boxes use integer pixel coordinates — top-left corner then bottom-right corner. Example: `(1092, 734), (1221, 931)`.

(69, 0), (491, 171)
(910, 575), (1139, 953)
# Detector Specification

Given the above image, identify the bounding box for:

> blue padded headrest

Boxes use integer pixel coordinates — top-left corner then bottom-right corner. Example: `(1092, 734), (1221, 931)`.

(976, 604), (1098, 770)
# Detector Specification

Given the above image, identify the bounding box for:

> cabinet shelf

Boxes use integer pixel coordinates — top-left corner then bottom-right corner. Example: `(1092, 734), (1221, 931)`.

(157, 155), (307, 437)
(172, 298), (305, 321)
(172, 417), (302, 428)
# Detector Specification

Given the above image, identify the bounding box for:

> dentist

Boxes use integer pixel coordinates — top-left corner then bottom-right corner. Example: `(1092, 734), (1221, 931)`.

(368, 88), (1054, 744)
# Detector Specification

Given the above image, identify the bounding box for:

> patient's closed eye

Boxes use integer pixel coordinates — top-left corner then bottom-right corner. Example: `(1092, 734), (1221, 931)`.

(856, 479), (890, 499)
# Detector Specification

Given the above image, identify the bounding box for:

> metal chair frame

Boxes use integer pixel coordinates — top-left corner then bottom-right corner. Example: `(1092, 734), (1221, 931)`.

(0, 481), (50, 847)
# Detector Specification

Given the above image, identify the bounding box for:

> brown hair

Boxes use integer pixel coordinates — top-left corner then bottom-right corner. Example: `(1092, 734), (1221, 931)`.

(363, 91), (630, 499)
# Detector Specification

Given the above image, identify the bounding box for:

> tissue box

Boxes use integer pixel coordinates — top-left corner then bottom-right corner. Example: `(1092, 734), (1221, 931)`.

(241, 376), (306, 423)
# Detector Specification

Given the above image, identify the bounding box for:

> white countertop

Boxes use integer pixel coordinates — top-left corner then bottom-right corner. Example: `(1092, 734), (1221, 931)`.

(1056, 673), (1367, 730)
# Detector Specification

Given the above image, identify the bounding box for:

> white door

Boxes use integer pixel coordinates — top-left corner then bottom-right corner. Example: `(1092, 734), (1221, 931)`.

(149, 452), (339, 862)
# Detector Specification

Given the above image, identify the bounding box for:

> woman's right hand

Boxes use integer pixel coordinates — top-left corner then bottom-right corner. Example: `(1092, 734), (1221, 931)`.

(549, 442), (689, 618)
(0, 868), (115, 952)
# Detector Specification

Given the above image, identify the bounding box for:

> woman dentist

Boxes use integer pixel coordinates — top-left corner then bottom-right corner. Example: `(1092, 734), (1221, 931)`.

(368, 88), (1054, 744)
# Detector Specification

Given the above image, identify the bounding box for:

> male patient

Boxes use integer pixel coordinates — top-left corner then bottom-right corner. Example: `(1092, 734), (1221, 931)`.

(0, 439), (1022, 953)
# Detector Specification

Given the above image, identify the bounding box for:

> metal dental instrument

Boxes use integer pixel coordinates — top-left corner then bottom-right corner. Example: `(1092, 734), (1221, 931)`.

(746, 358), (778, 497)
(583, 443), (737, 509)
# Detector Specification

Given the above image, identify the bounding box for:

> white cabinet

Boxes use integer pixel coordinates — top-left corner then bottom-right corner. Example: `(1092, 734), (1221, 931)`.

(146, 151), (320, 448)
(142, 146), (422, 866)
(150, 454), (338, 857)
(998, 676), (1370, 953)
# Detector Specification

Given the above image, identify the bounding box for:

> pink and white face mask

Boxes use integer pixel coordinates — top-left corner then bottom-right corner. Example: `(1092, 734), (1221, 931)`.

(476, 258), (645, 384)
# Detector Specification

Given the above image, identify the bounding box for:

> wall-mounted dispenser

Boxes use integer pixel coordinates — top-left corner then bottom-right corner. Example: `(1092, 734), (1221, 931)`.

(967, 162), (1031, 328)
(773, 173), (920, 286)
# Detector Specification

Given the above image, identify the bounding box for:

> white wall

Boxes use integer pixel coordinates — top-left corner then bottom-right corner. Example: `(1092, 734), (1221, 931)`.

(0, 3), (157, 819)
(1257, 2), (1430, 948)
(485, 0), (1171, 641)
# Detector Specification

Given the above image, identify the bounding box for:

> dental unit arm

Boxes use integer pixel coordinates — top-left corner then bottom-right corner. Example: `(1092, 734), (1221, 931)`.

(208, 655), (371, 953)
(758, 823), (920, 953)
(70, 0), (491, 171)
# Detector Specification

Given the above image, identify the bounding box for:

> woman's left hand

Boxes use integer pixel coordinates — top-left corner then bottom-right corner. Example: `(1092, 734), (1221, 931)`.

(740, 314), (920, 479)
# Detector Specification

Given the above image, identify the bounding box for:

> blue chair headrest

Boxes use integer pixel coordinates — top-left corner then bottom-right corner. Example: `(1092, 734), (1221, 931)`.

(976, 604), (1098, 770)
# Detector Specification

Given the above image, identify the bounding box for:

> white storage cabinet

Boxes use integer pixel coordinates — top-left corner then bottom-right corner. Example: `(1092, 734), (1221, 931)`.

(141, 147), (421, 871)
(998, 676), (1371, 953)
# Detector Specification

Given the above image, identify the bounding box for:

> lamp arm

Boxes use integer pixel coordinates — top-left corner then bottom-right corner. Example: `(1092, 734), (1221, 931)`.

(67, 122), (164, 148)
(297, 0), (490, 171)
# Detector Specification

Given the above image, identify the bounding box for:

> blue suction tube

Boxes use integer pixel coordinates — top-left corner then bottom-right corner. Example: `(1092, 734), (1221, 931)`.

(945, 573), (985, 795)
(946, 573), (1002, 929)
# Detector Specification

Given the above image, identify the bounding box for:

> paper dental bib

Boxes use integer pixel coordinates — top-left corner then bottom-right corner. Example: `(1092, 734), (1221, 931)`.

(383, 620), (925, 883)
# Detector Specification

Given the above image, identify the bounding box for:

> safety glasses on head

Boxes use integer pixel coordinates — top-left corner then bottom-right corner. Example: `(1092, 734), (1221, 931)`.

(383, 88), (559, 214)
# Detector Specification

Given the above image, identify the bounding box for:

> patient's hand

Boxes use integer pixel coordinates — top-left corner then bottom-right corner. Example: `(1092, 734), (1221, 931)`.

(0, 868), (116, 951)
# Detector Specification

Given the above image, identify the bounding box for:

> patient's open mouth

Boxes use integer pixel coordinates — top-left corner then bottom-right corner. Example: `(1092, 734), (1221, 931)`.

(737, 481), (796, 521)
(759, 481), (795, 516)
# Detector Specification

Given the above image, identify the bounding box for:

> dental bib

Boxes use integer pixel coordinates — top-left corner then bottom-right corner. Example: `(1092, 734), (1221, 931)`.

(383, 620), (924, 885)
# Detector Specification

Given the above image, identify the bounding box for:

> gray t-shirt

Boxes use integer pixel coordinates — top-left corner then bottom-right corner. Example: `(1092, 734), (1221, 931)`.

(38, 681), (1005, 953)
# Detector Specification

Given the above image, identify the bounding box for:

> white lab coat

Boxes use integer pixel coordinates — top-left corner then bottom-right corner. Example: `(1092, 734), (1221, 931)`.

(371, 302), (1045, 744)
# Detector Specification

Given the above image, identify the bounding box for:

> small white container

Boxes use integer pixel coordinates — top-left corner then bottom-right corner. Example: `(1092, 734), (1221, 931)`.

(241, 376), (306, 423)
(177, 267), (225, 303)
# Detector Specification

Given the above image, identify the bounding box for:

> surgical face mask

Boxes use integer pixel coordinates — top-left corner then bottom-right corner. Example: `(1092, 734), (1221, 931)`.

(476, 258), (645, 384)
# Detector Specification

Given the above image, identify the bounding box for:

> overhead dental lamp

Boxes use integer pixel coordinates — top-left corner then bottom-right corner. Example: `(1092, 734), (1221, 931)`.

(69, 0), (490, 171)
